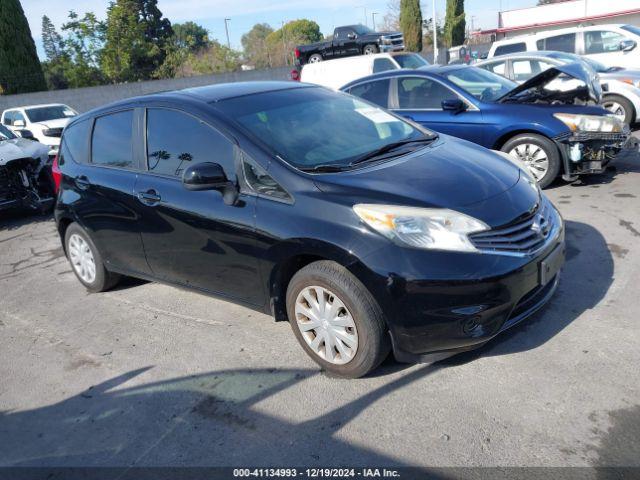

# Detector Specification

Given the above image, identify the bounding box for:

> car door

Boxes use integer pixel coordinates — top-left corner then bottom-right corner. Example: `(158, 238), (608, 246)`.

(391, 76), (485, 145)
(133, 106), (263, 306)
(67, 109), (152, 276)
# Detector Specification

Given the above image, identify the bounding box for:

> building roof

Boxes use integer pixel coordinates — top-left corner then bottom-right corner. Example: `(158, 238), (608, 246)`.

(480, 0), (640, 35)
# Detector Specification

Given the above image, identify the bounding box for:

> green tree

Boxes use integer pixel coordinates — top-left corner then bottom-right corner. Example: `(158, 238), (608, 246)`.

(60, 11), (106, 87)
(0, 0), (46, 94)
(176, 41), (240, 77)
(399, 0), (423, 52)
(172, 22), (209, 51)
(102, 0), (172, 82)
(266, 19), (322, 66)
(42, 15), (64, 60)
(443, 0), (465, 47)
(241, 23), (274, 68)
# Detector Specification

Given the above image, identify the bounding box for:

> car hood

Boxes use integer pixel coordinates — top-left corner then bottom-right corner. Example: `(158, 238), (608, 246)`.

(33, 117), (72, 129)
(0, 138), (49, 166)
(312, 136), (538, 226)
(499, 62), (602, 104)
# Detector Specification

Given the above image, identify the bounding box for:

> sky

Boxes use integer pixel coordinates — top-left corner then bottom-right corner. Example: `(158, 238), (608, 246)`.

(22, 0), (537, 58)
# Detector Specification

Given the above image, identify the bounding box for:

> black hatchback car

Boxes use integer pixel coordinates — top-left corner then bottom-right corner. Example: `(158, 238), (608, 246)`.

(54, 82), (565, 378)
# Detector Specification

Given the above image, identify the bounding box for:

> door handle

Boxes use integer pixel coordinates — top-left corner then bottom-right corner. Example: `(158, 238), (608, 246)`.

(137, 189), (161, 206)
(75, 175), (90, 190)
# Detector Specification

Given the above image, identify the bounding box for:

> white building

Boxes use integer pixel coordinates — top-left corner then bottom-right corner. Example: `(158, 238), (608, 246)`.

(481, 0), (640, 39)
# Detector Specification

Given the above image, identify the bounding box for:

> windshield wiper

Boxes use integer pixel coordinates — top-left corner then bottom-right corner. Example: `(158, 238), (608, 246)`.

(300, 164), (349, 173)
(349, 136), (438, 166)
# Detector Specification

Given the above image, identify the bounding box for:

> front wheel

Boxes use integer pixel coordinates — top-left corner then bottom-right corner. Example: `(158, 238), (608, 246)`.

(602, 94), (634, 125)
(286, 261), (390, 378)
(308, 54), (323, 63)
(65, 223), (120, 293)
(363, 44), (379, 55)
(501, 133), (561, 189)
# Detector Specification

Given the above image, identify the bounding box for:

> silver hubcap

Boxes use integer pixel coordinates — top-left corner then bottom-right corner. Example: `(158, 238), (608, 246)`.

(294, 286), (358, 365)
(602, 101), (626, 122)
(68, 233), (96, 284)
(309, 56), (321, 63)
(508, 143), (549, 182)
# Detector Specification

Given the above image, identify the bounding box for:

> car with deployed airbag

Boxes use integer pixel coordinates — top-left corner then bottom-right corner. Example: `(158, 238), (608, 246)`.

(341, 62), (633, 188)
(54, 82), (564, 378)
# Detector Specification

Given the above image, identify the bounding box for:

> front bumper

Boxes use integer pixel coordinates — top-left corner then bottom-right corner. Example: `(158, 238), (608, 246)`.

(380, 44), (405, 52)
(553, 129), (635, 178)
(356, 219), (565, 364)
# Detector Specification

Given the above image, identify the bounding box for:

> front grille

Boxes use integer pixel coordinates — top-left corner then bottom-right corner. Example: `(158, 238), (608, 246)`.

(470, 201), (557, 255)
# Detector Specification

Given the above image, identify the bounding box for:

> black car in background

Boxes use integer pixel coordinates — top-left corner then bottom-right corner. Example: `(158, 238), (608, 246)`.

(54, 82), (565, 378)
(295, 24), (404, 64)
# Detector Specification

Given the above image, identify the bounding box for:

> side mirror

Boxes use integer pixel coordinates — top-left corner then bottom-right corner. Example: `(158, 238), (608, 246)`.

(182, 162), (238, 205)
(620, 39), (636, 52)
(13, 119), (25, 127)
(18, 129), (34, 140)
(347, 33), (356, 40)
(441, 98), (467, 113)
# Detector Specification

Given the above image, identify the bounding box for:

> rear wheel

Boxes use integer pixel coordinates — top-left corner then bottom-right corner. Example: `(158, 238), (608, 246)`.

(286, 261), (390, 378)
(501, 133), (561, 189)
(308, 54), (323, 63)
(65, 223), (120, 293)
(363, 44), (379, 55)
(602, 94), (634, 125)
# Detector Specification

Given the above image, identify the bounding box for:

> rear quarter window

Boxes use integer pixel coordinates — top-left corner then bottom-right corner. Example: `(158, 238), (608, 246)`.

(494, 42), (526, 56)
(91, 110), (134, 169)
(60, 119), (91, 165)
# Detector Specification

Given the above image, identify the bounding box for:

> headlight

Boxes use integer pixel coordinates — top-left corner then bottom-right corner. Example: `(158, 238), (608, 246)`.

(353, 204), (489, 252)
(553, 113), (624, 133)
(619, 78), (640, 89)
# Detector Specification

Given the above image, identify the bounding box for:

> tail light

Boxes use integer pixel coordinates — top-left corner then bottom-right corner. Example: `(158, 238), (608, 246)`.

(51, 154), (62, 193)
(294, 48), (300, 59)
(290, 69), (300, 81)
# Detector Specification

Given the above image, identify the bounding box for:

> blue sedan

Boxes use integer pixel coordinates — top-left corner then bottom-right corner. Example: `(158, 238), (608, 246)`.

(341, 64), (630, 187)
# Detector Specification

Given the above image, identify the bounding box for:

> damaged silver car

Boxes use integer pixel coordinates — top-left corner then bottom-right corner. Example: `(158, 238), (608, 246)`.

(0, 124), (55, 213)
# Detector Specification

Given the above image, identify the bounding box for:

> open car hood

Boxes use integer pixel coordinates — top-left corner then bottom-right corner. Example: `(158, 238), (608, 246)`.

(498, 62), (602, 104)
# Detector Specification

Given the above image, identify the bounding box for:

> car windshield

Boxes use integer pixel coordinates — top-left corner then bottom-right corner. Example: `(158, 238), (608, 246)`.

(25, 105), (76, 123)
(0, 124), (16, 141)
(353, 24), (373, 35)
(216, 87), (433, 171)
(394, 54), (429, 69)
(444, 67), (516, 102)
(621, 25), (640, 37)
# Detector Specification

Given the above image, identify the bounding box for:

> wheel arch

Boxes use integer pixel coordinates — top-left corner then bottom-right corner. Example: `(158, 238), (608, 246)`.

(266, 240), (372, 322)
(492, 128), (555, 151)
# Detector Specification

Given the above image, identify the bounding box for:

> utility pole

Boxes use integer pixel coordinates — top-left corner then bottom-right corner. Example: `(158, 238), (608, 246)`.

(281, 20), (288, 66)
(371, 12), (378, 30)
(432, 0), (438, 64)
(224, 18), (231, 49)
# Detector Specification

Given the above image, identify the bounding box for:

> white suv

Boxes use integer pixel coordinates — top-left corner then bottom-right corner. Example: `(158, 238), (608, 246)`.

(1, 104), (77, 156)
(488, 24), (640, 69)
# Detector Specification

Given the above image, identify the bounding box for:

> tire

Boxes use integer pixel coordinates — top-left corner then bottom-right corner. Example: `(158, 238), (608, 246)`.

(363, 44), (379, 55)
(308, 54), (323, 63)
(501, 133), (561, 189)
(286, 260), (390, 378)
(602, 94), (635, 125)
(64, 223), (120, 293)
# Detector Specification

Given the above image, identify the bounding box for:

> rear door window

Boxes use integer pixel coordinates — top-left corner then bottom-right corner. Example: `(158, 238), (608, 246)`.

(91, 110), (134, 168)
(494, 43), (526, 56)
(537, 33), (576, 53)
(511, 59), (555, 82)
(145, 108), (236, 180)
(349, 79), (391, 108)
(480, 61), (507, 76)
